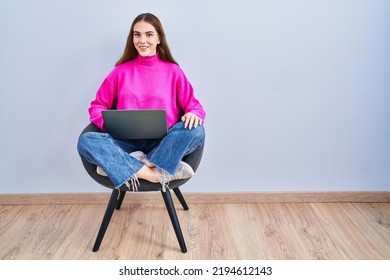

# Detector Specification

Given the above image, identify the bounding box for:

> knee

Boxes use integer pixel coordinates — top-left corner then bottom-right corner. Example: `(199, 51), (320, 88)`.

(185, 124), (206, 146)
(192, 125), (205, 142)
(172, 121), (205, 141)
(77, 132), (98, 156)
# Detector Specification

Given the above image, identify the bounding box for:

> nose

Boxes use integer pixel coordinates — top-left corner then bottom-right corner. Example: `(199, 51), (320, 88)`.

(139, 35), (146, 44)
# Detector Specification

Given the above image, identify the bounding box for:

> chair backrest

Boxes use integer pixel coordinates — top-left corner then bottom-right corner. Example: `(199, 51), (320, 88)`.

(79, 123), (204, 191)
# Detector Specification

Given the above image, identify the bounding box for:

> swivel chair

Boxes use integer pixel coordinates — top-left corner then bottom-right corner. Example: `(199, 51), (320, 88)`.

(79, 123), (204, 253)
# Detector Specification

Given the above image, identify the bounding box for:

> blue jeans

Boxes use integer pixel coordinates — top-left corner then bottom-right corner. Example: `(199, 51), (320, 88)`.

(77, 121), (205, 189)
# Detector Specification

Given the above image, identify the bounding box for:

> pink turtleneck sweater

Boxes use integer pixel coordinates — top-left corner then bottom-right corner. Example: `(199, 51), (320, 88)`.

(89, 53), (206, 130)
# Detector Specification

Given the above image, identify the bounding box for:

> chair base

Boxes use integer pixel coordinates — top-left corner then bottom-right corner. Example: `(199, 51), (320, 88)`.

(161, 189), (187, 253)
(93, 189), (120, 252)
(92, 188), (188, 253)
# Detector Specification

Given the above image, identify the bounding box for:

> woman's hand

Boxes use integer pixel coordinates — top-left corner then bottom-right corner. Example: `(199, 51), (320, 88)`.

(181, 112), (202, 129)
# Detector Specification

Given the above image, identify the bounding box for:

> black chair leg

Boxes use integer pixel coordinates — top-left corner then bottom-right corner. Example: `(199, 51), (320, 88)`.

(173, 188), (189, 210)
(116, 190), (126, 210)
(161, 190), (187, 253)
(93, 189), (119, 252)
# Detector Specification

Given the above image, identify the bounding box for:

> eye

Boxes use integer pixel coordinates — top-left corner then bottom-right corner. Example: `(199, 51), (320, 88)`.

(134, 33), (140, 37)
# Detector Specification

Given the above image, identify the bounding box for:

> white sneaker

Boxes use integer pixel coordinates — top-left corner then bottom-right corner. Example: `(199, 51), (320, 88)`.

(129, 151), (145, 161)
(131, 150), (160, 168)
(158, 162), (195, 192)
(173, 161), (195, 179)
(96, 166), (108, 176)
(97, 151), (144, 177)
(96, 151), (145, 177)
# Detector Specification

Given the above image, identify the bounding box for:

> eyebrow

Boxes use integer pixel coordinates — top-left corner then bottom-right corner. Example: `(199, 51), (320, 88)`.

(133, 31), (155, 34)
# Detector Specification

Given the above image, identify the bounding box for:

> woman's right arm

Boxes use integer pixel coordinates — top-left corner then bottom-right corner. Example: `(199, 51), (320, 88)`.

(88, 77), (117, 130)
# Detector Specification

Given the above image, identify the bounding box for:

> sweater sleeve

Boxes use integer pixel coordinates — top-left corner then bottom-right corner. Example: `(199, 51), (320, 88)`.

(88, 75), (117, 130)
(176, 68), (206, 122)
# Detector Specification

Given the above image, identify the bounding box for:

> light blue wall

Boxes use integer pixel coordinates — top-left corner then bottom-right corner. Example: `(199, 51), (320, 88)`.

(1, 0), (389, 193)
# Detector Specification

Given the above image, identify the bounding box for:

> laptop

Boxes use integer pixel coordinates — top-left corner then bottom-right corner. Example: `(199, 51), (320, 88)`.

(102, 109), (168, 140)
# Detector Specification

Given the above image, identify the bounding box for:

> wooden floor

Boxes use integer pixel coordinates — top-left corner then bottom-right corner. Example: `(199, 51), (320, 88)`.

(0, 193), (389, 260)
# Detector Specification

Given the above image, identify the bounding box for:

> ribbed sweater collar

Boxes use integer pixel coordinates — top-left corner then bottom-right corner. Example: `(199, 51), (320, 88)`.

(134, 53), (160, 67)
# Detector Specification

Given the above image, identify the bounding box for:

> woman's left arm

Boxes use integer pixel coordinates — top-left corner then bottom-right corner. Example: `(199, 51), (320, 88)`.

(176, 68), (206, 129)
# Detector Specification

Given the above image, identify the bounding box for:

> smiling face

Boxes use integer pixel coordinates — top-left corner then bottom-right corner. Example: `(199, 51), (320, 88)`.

(133, 21), (161, 57)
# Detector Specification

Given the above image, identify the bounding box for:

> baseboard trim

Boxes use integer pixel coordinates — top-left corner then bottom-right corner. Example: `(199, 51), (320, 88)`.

(0, 191), (389, 205)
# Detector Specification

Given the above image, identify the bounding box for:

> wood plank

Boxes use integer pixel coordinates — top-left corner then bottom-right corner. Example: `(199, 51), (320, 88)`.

(309, 203), (387, 259)
(1, 191), (389, 205)
(282, 203), (347, 259)
(0, 201), (389, 260)
(223, 203), (273, 259)
(336, 203), (390, 257)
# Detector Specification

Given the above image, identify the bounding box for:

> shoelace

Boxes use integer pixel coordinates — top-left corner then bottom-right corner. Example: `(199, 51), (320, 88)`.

(124, 175), (140, 192)
(157, 170), (170, 192)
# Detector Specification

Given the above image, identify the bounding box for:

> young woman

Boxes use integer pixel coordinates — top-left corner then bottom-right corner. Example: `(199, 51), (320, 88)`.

(77, 13), (205, 191)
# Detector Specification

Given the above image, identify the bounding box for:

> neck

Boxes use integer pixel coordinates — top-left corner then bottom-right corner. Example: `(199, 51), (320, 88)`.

(135, 53), (159, 67)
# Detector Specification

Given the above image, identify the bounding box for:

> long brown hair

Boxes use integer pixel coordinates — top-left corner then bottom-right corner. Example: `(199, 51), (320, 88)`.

(115, 13), (178, 66)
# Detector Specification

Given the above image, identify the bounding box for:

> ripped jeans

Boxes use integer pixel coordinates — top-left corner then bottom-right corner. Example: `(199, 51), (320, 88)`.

(77, 121), (205, 189)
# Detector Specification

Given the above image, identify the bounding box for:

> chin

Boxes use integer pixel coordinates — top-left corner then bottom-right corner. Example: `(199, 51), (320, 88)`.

(137, 48), (153, 56)
(140, 52), (155, 57)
